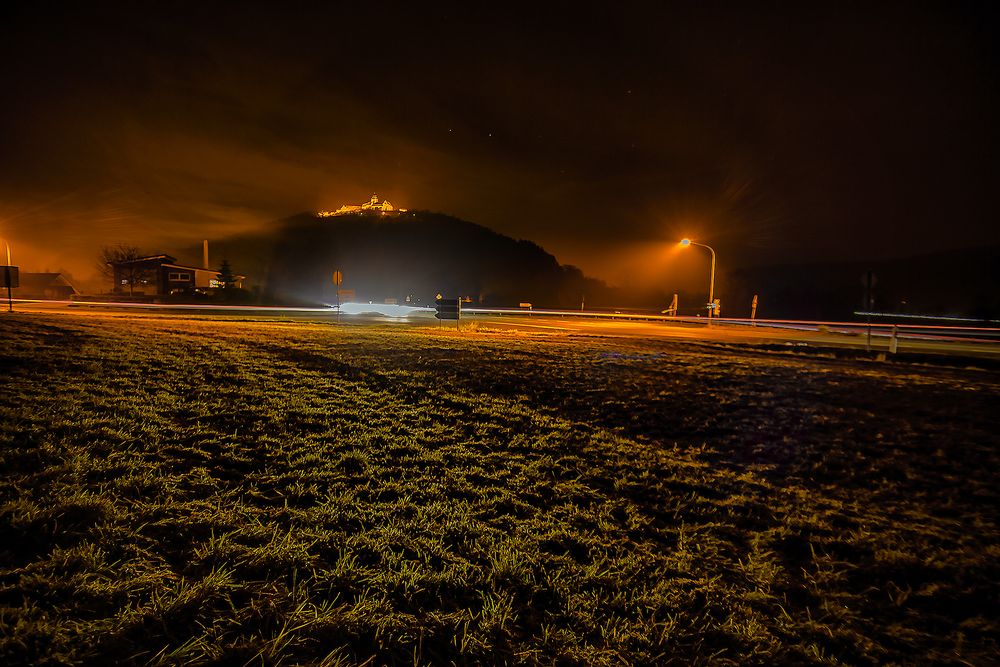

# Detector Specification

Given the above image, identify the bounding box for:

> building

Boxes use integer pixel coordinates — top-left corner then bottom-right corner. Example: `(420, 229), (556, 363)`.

(317, 193), (407, 217)
(12, 273), (78, 300)
(109, 255), (243, 296)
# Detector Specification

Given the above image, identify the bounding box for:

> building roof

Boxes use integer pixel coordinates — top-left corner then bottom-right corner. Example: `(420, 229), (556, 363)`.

(108, 255), (244, 280)
(109, 254), (176, 266)
(161, 263), (217, 272)
(161, 263), (245, 279)
(15, 272), (78, 292)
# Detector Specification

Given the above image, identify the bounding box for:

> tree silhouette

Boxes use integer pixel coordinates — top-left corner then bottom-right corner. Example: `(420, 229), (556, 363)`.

(99, 245), (153, 297)
(217, 259), (237, 290)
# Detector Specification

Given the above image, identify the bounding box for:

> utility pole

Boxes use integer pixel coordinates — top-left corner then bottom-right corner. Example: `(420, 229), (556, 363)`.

(708, 250), (716, 319)
(679, 239), (716, 321)
(3, 242), (14, 312)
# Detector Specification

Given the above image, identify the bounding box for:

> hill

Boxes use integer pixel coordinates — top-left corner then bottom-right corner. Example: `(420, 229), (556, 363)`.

(182, 212), (997, 319)
(194, 211), (630, 309)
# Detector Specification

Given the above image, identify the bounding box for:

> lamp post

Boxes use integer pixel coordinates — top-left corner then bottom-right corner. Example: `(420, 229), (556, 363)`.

(679, 238), (716, 318)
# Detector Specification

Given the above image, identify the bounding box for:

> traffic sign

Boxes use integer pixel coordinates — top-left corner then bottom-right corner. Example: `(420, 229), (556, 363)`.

(332, 270), (343, 287)
(2, 265), (16, 312)
(1, 266), (18, 288)
(435, 297), (461, 320)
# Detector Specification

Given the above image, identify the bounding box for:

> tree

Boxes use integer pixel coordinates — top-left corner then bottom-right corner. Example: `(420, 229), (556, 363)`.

(217, 259), (238, 290)
(215, 259), (251, 303)
(98, 245), (152, 297)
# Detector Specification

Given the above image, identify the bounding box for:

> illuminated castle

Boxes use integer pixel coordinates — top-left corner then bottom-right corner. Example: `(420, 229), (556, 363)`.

(318, 194), (406, 217)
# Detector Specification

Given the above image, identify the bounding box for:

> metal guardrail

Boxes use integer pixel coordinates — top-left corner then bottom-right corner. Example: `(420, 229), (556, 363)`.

(461, 307), (1000, 344)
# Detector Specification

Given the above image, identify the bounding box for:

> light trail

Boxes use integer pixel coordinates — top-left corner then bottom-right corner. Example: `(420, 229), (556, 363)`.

(462, 306), (1000, 340)
(854, 311), (998, 324)
(9, 298), (998, 348)
(16, 298), (344, 314)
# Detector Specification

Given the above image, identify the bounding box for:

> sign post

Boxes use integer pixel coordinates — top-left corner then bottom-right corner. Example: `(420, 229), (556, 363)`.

(664, 293), (678, 317)
(332, 270), (343, 322)
(2, 265), (18, 312)
(863, 271), (876, 352)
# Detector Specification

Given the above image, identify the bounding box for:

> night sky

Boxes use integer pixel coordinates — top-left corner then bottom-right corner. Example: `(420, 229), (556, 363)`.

(2, 2), (997, 289)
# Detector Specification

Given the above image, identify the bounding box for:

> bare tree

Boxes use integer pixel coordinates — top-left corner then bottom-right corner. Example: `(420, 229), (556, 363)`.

(98, 245), (153, 296)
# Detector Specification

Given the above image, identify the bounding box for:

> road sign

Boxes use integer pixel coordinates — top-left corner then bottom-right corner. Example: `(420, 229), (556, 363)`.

(2, 265), (16, 313)
(332, 270), (343, 287)
(2, 266), (18, 289)
(435, 297), (461, 320)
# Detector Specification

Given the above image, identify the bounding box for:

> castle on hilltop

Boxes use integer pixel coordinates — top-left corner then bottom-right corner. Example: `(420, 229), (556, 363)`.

(318, 194), (407, 217)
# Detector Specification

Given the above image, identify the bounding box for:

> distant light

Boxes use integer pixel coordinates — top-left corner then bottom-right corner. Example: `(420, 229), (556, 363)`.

(680, 238), (691, 247)
(318, 193), (406, 217)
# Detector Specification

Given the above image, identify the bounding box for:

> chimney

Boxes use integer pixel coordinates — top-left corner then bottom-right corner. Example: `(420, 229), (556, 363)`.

(203, 240), (209, 270)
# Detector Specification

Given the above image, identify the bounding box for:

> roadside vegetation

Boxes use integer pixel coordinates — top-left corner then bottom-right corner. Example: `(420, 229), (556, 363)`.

(0, 313), (996, 665)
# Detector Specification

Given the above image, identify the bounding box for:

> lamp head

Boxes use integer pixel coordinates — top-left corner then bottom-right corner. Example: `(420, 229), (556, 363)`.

(679, 238), (691, 247)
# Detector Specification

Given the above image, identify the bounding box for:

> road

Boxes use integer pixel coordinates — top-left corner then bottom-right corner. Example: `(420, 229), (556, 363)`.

(463, 313), (1000, 359)
(5, 299), (998, 360)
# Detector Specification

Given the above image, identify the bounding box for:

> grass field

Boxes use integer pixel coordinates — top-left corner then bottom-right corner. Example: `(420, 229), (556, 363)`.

(0, 313), (997, 665)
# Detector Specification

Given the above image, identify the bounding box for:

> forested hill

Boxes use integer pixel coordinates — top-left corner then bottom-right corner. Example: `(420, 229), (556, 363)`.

(198, 211), (618, 308)
(182, 212), (998, 318)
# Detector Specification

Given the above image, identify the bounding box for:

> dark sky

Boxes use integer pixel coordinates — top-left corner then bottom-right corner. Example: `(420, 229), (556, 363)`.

(1, 2), (997, 288)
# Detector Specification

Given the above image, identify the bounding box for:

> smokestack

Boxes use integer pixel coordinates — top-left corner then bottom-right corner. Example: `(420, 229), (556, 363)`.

(203, 240), (209, 270)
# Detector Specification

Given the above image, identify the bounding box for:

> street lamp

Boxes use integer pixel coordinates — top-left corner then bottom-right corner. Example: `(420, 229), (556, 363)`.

(680, 238), (716, 318)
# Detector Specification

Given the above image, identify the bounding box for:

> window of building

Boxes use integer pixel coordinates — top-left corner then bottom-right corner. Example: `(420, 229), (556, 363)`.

(168, 272), (191, 281)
